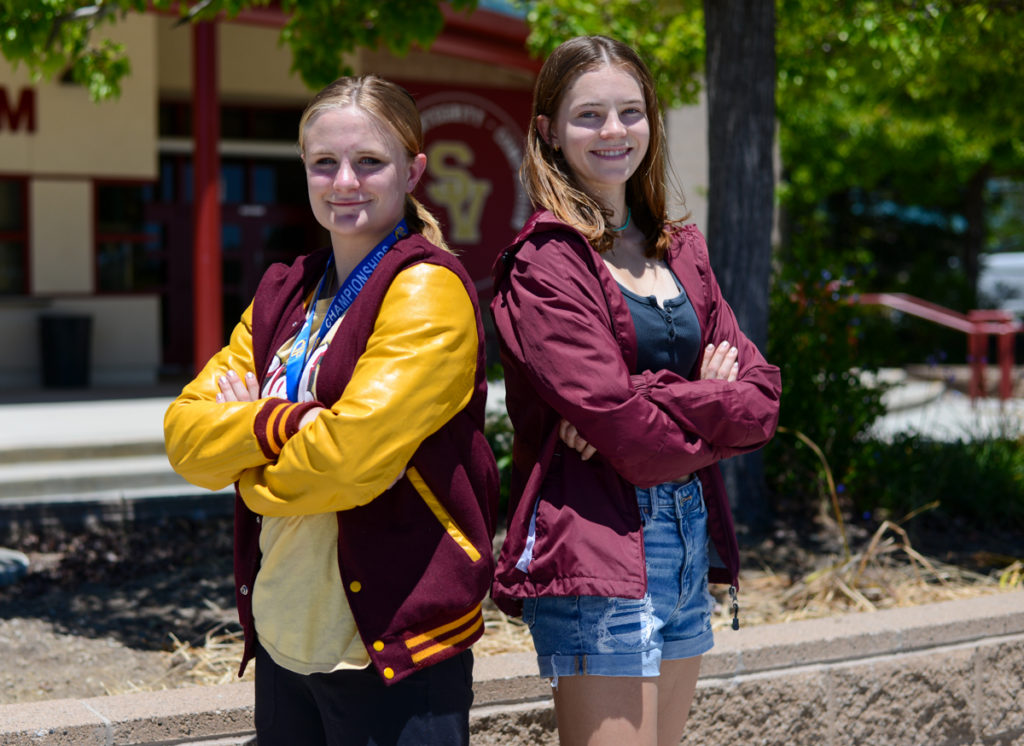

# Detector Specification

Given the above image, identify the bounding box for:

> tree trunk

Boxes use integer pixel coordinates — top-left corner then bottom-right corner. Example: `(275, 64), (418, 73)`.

(703, 0), (776, 534)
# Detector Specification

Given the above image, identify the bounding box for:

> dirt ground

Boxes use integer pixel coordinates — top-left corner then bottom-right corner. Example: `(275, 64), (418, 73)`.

(0, 511), (1018, 705)
(1, 516), (238, 703)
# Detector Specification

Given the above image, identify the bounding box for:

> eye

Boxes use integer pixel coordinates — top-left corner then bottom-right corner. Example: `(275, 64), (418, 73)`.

(308, 156), (336, 169)
(358, 156), (384, 167)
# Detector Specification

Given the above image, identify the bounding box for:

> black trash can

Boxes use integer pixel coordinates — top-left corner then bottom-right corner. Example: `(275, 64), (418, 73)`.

(39, 314), (92, 388)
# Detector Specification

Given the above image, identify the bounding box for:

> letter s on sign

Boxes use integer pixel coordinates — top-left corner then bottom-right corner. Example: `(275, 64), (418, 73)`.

(425, 141), (492, 244)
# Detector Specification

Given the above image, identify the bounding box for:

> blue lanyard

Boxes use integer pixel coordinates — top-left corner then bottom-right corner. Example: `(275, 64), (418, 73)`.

(285, 220), (409, 402)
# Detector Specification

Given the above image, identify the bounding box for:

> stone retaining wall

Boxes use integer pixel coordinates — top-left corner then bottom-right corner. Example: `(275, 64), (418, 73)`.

(2, 591), (1022, 745)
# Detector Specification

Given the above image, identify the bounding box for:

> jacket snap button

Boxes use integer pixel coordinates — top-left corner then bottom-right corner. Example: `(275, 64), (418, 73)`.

(373, 641), (384, 652)
(349, 581), (362, 593)
(383, 667), (394, 679)
(239, 585), (249, 596)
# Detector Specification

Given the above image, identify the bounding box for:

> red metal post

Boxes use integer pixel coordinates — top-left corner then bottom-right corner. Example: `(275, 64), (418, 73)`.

(857, 293), (1020, 401)
(999, 332), (1015, 400)
(967, 310), (1020, 401)
(192, 21), (222, 374)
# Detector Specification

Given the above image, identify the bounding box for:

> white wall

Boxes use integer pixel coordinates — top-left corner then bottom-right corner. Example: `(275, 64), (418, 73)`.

(30, 180), (93, 295)
(665, 90), (709, 231)
(0, 296), (160, 388)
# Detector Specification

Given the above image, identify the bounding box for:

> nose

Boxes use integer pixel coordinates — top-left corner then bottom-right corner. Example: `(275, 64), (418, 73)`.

(333, 160), (358, 191)
(601, 111), (627, 139)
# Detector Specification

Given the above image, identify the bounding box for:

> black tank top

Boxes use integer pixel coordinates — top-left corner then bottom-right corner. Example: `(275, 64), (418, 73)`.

(618, 270), (701, 376)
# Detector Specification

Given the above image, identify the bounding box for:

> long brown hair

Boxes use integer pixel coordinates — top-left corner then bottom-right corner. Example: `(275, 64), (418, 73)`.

(298, 75), (450, 252)
(522, 35), (687, 257)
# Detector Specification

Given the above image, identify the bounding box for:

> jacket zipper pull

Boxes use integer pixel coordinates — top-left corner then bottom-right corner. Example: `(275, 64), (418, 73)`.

(729, 585), (740, 630)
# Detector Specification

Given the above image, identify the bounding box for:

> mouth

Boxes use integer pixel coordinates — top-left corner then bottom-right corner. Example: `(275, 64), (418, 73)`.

(591, 147), (631, 159)
(328, 197), (369, 208)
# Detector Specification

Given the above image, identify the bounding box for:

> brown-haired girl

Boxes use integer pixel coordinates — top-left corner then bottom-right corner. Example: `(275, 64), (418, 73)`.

(491, 36), (781, 745)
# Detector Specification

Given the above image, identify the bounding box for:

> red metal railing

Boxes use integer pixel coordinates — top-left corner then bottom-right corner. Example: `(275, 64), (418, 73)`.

(856, 292), (1022, 400)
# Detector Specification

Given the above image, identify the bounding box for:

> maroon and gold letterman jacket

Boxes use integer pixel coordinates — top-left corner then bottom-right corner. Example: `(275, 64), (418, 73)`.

(165, 235), (499, 685)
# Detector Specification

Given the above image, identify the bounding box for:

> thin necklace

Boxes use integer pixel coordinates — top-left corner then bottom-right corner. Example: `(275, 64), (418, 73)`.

(612, 207), (631, 232)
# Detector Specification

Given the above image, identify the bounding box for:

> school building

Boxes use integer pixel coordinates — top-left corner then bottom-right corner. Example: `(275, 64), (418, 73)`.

(0, 3), (709, 389)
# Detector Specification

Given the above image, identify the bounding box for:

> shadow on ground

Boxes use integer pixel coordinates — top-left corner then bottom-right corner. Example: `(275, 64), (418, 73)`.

(0, 516), (237, 651)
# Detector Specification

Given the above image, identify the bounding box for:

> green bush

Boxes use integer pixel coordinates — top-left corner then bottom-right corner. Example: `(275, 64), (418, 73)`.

(765, 254), (1024, 534)
(847, 433), (1024, 531)
(764, 263), (887, 511)
(485, 406), (513, 515)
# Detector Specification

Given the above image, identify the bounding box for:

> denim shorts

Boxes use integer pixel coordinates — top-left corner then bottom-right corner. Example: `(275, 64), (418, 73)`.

(522, 478), (714, 680)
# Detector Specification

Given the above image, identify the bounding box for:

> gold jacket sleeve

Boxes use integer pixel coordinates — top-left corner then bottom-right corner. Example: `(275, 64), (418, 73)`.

(237, 263), (478, 517)
(163, 303), (272, 490)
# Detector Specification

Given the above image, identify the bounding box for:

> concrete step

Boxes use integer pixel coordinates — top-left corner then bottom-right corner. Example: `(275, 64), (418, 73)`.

(0, 453), (188, 499)
(0, 440), (167, 466)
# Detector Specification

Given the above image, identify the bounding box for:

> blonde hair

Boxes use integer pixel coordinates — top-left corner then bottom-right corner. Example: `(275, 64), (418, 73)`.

(522, 36), (688, 258)
(298, 75), (450, 252)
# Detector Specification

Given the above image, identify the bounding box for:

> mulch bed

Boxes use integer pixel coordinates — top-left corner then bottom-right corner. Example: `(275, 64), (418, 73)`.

(1, 511), (1019, 704)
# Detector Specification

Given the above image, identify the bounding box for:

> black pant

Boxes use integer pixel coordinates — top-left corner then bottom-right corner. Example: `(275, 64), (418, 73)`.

(254, 643), (474, 746)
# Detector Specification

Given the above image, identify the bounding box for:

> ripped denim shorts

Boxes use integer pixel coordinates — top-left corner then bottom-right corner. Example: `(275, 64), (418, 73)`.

(521, 477), (714, 680)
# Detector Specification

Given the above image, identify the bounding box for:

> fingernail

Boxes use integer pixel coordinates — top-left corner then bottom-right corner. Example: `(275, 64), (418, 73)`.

(245, 372), (255, 380)
(218, 376), (227, 385)
(215, 393), (224, 402)
(719, 341), (729, 348)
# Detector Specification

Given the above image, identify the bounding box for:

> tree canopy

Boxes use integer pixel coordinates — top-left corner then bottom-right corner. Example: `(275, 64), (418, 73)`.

(774, 0), (1024, 330)
(522, 0), (705, 107)
(0, 0), (475, 101)
(777, 0), (1024, 215)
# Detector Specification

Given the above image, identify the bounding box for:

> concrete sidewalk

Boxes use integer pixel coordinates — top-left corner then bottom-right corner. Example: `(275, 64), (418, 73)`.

(0, 392), (227, 532)
(0, 368), (1020, 514)
(0, 396), (171, 457)
(0, 369), (1019, 458)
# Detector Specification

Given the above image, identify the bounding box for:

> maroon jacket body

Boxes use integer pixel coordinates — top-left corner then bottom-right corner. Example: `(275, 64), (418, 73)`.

(234, 236), (499, 684)
(489, 210), (781, 616)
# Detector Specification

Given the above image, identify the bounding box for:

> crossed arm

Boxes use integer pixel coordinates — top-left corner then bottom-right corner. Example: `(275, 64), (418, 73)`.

(557, 340), (740, 463)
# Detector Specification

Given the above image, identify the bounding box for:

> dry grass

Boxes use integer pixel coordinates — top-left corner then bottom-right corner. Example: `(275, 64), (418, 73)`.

(715, 520), (1019, 629)
(147, 524), (1020, 690)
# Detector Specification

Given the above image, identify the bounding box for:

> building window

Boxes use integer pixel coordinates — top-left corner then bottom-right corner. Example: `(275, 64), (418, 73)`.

(0, 178), (28, 294)
(95, 182), (165, 292)
(159, 100), (303, 141)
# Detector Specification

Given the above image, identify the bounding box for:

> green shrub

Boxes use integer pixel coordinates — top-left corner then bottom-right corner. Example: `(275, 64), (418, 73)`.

(765, 258), (1024, 534)
(485, 406), (513, 515)
(847, 433), (1024, 531)
(765, 263), (887, 511)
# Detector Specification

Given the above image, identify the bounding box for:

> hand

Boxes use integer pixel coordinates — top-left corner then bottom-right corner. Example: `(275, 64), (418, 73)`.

(299, 406), (326, 429)
(215, 370), (259, 403)
(558, 418), (597, 461)
(700, 341), (739, 382)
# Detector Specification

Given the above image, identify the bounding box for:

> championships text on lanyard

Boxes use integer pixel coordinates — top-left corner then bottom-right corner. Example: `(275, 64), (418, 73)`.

(285, 220), (410, 402)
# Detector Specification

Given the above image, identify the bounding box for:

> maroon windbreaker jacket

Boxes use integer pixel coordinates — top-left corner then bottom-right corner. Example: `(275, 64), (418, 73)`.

(489, 210), (781, 617)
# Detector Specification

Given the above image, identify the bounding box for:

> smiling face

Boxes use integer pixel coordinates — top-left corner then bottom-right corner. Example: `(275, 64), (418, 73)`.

(302, 105), (426, 254)
(538, 64), (651, 210)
